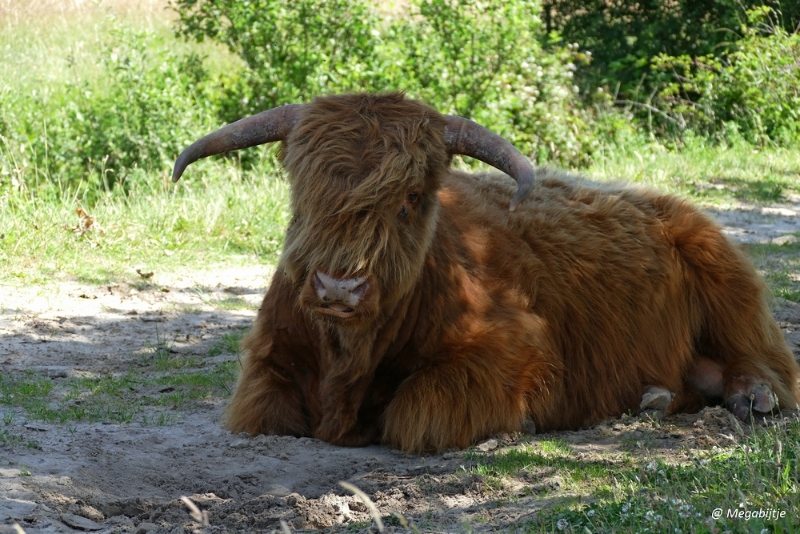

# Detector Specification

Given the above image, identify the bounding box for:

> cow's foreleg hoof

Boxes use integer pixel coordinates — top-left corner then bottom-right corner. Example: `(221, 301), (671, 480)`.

(726, 383), (777, 421)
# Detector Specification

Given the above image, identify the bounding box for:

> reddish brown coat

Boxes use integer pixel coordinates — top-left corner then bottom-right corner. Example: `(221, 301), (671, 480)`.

(224, 94), (799, 453)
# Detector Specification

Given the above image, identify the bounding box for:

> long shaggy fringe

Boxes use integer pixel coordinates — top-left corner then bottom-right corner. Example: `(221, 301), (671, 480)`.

(278, 92), (448, 302)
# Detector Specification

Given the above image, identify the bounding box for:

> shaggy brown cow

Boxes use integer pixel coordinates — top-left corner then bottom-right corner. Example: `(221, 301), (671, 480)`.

(173, 92), (800, 453)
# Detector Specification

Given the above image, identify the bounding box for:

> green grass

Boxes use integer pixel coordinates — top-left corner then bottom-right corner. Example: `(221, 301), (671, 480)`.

(4, 143), (800, 287)
(748, 241), (800, 303)
(208, 330), (247, 358)
(0, 0), (237, 96)
(134, 326), (245, 371)
(467, 420), (800, 533)
(0, 164), (291, 285)
(468, 438), (616, 495)
(0, 358), (239, 425)
(590, 141), (800, 206)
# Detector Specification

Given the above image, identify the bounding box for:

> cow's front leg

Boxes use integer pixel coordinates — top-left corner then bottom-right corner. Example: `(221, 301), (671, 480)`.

(312, 363), (382, 447)
(381, 361), (530, 453)
(225, 355), (310, 437)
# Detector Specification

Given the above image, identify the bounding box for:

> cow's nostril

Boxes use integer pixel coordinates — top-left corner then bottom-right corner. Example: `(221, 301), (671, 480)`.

(312, 270), (370, 314)
(351, 280), (370, 299)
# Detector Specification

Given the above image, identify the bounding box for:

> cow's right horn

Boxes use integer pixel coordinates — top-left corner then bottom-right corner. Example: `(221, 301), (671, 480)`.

(444, 115), (535, 211)
(172, 104), (306, 183)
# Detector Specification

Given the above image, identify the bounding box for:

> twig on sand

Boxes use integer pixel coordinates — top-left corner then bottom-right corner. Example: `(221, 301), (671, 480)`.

(340, 481), (385, 532)
(180, 495), (210, 527)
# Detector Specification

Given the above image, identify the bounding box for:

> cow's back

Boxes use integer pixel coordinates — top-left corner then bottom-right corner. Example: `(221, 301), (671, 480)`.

(433, 169), (701, 430)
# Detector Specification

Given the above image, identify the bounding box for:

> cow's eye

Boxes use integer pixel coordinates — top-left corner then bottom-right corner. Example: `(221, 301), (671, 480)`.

(408, 192), (419, 203)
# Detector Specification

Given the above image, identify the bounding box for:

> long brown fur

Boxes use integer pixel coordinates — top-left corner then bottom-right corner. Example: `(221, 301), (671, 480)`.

(225, 92), (800, 453)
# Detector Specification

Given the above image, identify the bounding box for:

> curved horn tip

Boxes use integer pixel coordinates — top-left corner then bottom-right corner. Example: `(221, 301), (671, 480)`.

(172, 150), (194, 183)
(508, 180), (534, 211)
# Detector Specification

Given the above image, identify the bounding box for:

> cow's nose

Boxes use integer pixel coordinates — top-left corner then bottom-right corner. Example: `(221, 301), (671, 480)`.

(313, 271), (369, 311)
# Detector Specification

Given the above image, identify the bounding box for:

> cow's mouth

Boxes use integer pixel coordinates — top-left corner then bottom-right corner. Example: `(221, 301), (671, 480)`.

(317, 302), (356, 318)
(307, 270), (369, 319)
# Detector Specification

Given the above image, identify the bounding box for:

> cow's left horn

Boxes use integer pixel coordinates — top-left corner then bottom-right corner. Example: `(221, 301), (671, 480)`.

(172, 104), (306, 183)
(444, 115), (535, 211)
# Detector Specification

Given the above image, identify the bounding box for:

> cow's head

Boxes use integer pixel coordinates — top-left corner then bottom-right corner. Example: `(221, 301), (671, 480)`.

(172, 93), (534, 327)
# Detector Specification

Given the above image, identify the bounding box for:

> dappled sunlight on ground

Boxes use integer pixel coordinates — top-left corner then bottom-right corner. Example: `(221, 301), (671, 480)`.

(0, 213), (798, 532)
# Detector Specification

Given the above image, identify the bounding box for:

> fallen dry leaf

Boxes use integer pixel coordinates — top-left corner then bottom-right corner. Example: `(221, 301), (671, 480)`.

(72, 207), (106, 236)
(136, 269), (155, 279)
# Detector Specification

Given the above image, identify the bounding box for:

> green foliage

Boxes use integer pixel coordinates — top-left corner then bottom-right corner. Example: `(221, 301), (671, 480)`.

(390, 0), (608, 166)
(542, 0), (800, 98)
(1, 20), (217, 199)
(540, 1), (800, 145)
(4, 0), (797, 204)
(68, 27), (216, 185)
(172, 0), (383, 121)
(172, 0), (612, 168)
(651, 8), (800, 145)
(391, 0), (544, 118)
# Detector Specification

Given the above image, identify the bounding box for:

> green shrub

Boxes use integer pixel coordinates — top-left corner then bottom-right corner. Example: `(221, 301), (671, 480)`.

(388, 0), (612, 167)
(1, 21), (218, 200)
(651, 7), (800, 145)
(172, 0), (617, 168)
(172, 0), (383, 121)
(542, 0), (800, 101)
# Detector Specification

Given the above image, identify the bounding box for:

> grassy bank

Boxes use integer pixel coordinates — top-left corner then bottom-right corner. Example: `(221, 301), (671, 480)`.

(1, 159), (289, 285)
(3, 142), (799, 298)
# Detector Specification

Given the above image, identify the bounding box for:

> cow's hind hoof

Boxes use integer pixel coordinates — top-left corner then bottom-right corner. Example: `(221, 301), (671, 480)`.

(727, 384), (777, 421)
(640, 386), (674, 412)
(523, 418), (536, 435)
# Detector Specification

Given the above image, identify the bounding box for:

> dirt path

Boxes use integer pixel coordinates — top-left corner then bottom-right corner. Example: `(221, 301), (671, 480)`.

(1, 201), (799, 533)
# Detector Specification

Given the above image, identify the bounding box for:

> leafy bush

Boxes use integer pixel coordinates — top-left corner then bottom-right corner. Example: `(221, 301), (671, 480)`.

(1, 22), (217, 199)
(172, 0), (383, 121)
(172, 0), (616, 168)
(542, 0), (800, 100)
(387, 0), (612, 166)
(650, 7), (800, 145)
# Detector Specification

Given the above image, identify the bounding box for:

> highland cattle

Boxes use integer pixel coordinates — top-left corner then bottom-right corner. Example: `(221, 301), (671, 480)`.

(172, 92), (800, 453)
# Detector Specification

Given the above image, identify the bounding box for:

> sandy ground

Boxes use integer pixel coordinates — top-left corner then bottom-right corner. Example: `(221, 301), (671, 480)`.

(1, 199), (799, 533)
